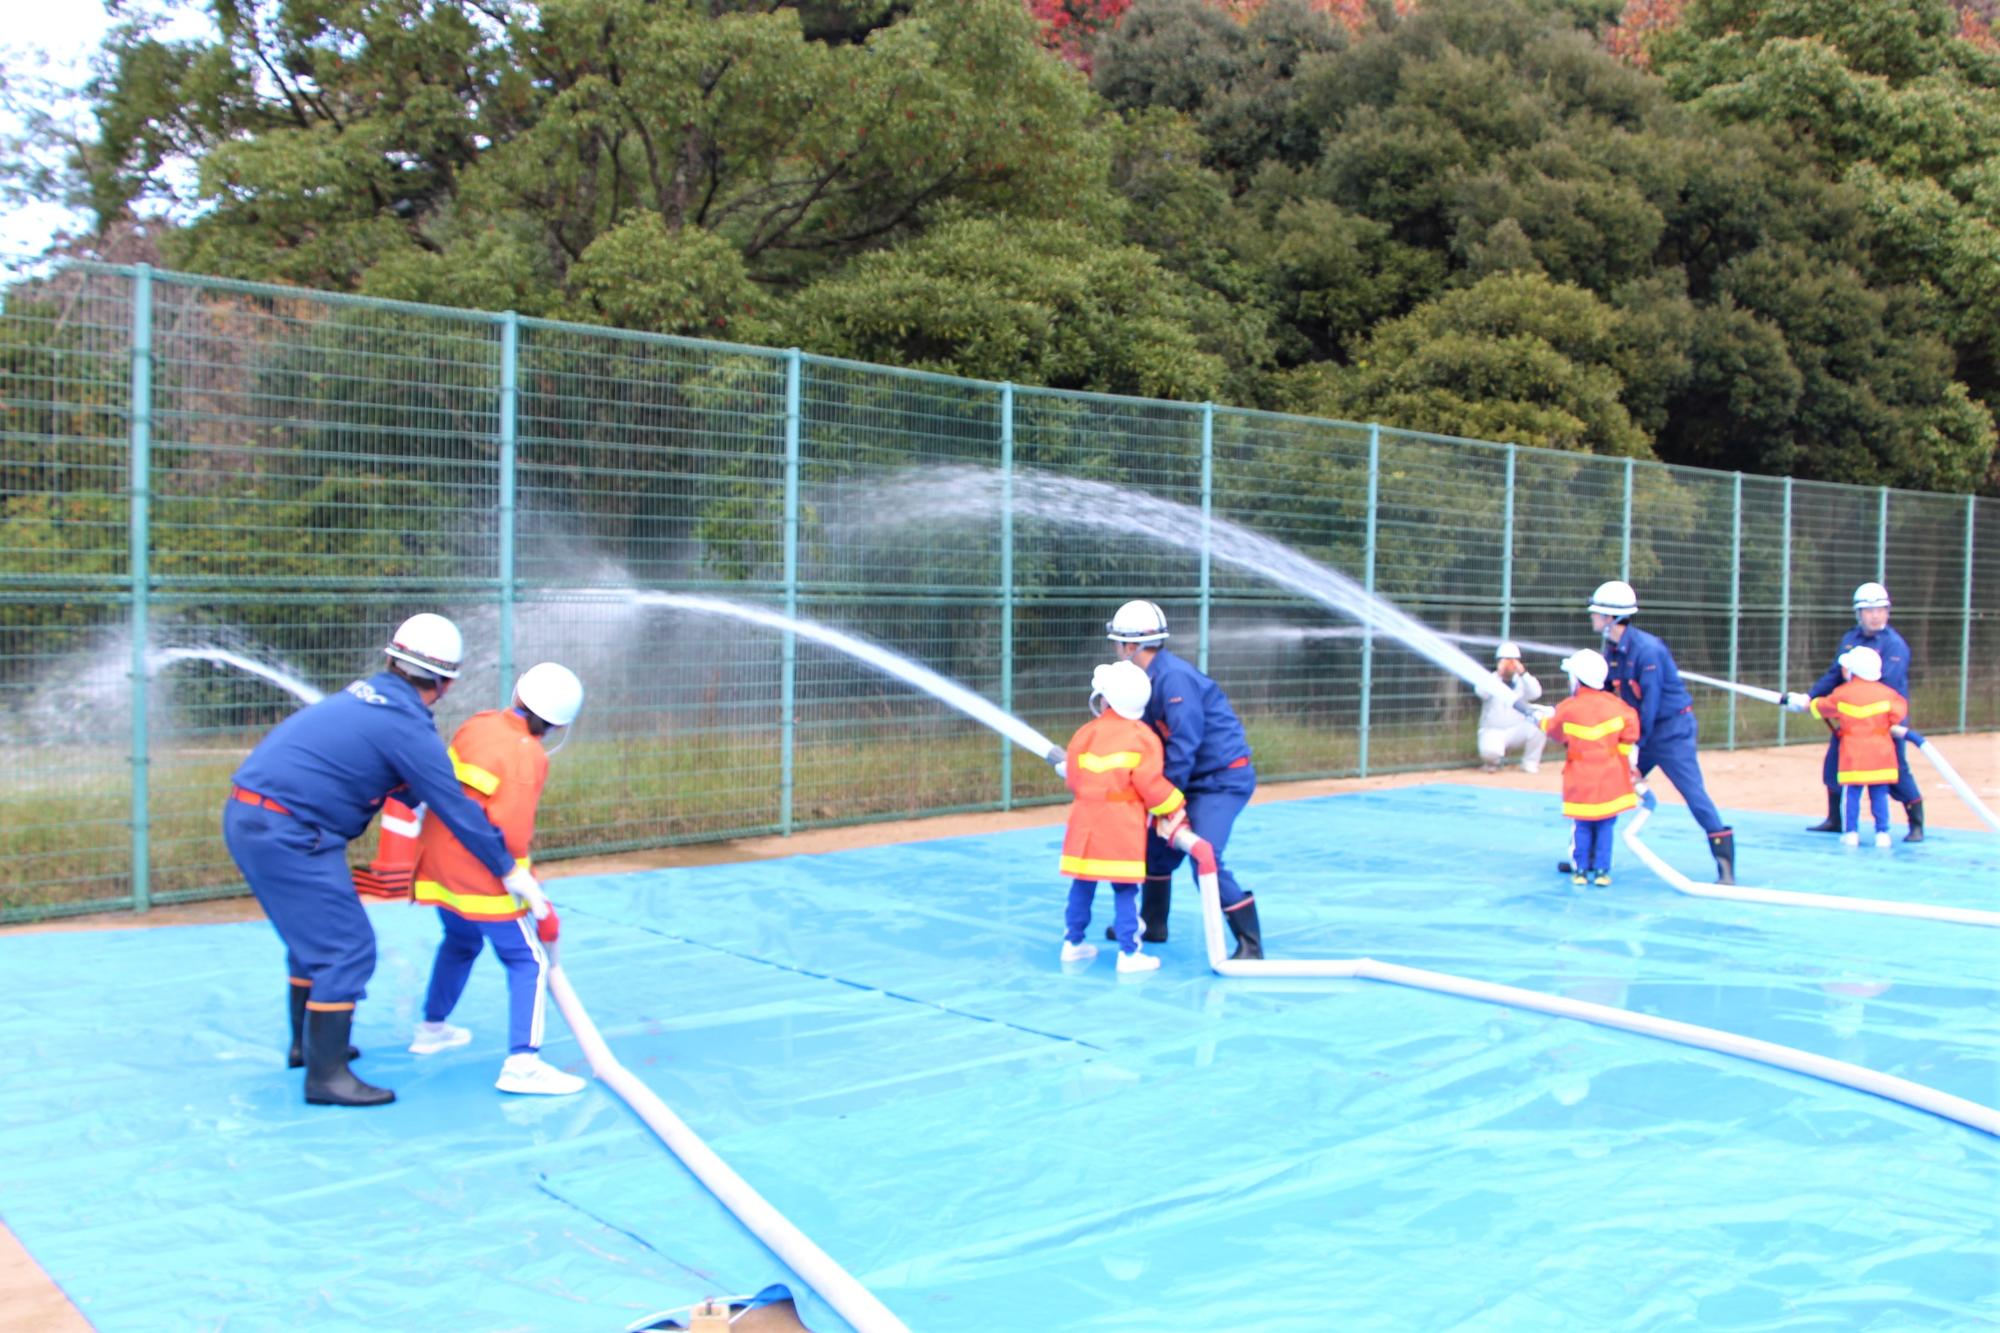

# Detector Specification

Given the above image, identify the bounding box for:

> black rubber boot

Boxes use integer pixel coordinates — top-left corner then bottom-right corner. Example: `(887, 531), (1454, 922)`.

(1902, 800), (1924, 843)
(288, 984), (358, 1069)
(1806, 789), (1842, 833)
(1226, 895), (1263, 961)
(1708, 828), (1736, 886)
(303, 1008), (394, 1107)
(1109, 876), (1172, 943)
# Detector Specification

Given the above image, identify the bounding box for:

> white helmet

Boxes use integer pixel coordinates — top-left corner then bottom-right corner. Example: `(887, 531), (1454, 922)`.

(1494, 641), (1522, 661)
(1105, 599), (1170, 646)
(385, 613), (464, 680)
(1561, 649), (1609, 691)
(1090, 660), (1153, 721)
(514, 662), (585, 727)
(1838, 645), (1884, 682)
(1853, 582), (1891, 611)
(1587, 580), (1638, 618)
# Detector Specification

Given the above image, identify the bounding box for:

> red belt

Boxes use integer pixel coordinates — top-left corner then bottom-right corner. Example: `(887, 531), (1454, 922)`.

(231, 785), (293, 816)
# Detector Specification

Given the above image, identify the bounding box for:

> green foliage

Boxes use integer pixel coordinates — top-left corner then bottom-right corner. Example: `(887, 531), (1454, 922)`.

(1295, 272), (1654, 458)
(779, 215), (1231, 400)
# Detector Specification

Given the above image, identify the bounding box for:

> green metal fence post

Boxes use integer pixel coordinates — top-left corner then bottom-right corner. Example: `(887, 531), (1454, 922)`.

(496, 312), (519, 705)
(1620, 456), (1634, 581)
(1359, 424), (1380, 777)
(1500, 444), (1516, 639)
(1199, 402), (1214, 673)
(1727, 473), (1742, 748)
(1961, 494), (1975, 733)
(1778, 477), (1793, 746)
(1876, 486), (1888, 582)
(1000, 383), (1015, 810)
(128, 265), (154, 913)
(780, 349), (801, 835)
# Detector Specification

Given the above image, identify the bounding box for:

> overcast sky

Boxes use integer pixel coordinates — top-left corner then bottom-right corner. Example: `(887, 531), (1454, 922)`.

(1, 2), (212, 259)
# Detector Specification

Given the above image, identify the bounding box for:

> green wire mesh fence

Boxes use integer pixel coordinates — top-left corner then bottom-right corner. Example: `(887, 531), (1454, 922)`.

(2, 261), (1994, 921)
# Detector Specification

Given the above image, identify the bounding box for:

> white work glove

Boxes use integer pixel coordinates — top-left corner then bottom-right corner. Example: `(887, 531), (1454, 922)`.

(1784, 692), (1811, 713)
(1154, 806), (1191, 847)
(1045, 746), (1067, 781)
(503, 864), (550, 919)
(1530, 704), (1554, 722)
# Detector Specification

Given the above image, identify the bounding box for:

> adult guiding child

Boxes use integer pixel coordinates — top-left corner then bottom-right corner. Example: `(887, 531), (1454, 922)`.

(222, 613), (539, 1107)
(1582, 580), (1737, 885)
(1102, 599), (1262, 960)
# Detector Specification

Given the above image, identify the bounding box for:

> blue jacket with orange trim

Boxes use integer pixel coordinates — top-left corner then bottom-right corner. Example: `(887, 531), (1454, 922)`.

(1140, 648), (1252, 792)
(1603, 625), (1693, 740)
(230, 671), (514, 877)
(1808, 625), (1912, 701)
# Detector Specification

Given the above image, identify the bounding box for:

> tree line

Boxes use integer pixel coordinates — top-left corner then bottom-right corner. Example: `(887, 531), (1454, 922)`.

(4, 0), (1997, 494)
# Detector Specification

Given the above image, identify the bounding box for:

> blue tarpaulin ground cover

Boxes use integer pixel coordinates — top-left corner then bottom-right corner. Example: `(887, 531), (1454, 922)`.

(1, 785), (1994, 1331)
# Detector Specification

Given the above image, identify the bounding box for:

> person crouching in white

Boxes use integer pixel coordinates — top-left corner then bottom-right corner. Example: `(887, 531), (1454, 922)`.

(1476, 642), (1546, 773)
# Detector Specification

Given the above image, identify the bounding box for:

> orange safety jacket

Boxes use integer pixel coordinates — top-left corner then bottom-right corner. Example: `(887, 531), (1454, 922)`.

(1060, 712), (1187, 884)
(1541, 688), (1640, 820)
(411, 709), (546, 920)
(1809, 679), (1908, 785)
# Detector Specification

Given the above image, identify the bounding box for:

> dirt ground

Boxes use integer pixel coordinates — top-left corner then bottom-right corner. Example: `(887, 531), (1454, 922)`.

(5, 733), (1993, 1327)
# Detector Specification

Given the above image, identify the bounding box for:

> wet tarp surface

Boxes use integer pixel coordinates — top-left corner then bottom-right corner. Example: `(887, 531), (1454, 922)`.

(1, 785), (1994, 1331)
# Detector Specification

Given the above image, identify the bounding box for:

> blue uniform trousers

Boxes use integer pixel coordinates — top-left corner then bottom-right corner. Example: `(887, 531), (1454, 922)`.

(1821, 733), (1919, 803)
(223, 800), (376, 1005)
(1635, 713), (1726, 836)
(422, 909), (548, 1054)
(1065, 881), (1141, 953)
(1843, 785), (1891, 835)
(1145, 771), (1254, 910)
(1572, 816), (1616, 874)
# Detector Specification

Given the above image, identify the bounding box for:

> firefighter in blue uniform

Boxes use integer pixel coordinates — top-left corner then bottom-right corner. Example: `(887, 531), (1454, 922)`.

(222, 613), (533, 1107)
(1102, 600), (1263, 960)
(1586, 581), (1737, 885)
(1785, 582), (1925, 841)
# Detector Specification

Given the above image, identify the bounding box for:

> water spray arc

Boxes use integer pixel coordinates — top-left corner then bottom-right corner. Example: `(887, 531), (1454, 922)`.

(866, 468), (1531, 718)
(148, 647), (324, 706)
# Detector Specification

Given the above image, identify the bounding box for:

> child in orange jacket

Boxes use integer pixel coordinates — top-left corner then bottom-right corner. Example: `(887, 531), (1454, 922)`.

(408, 663), (587, 1095)
(1808, 645), (1909, 848)
(1540, 649), (1641, 888)
(1058, 661), (1190, 974)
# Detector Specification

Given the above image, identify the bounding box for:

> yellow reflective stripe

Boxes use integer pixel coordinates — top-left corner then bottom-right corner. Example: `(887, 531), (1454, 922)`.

(1149, 789), (1186, 817)
(1838, 768), (1899, 784)
(1563, 792), (1639, 819)
(1563, 716), (1627, 742)
(412, 879), (523, 917)
(1059, 855), (1147, 879)
(515, 857), (531, 871)
(1836, 699), (1894, 719)
(1617, 743), (1634, 755)
(447, 746), (500, 795)
(1077, 750), (1143, 773)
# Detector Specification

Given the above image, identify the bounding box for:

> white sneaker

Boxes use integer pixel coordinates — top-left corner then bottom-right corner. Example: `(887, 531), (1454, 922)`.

(409, 1020), (472, 1055)
(496, 1053), (585, 1096)
(1874, 831), (1892, 848)
(1059, 940), (1098, 963)
(1522, 761), (1541, 774)
(1840, 832), (1859, 847)
(1116, 949), (1161, 974)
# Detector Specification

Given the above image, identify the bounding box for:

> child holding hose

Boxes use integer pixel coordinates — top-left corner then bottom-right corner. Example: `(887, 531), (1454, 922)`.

(1058, 661), (1223, 972)
(1540, 649), (1642, 887)
(1806, 645), (1908, 848)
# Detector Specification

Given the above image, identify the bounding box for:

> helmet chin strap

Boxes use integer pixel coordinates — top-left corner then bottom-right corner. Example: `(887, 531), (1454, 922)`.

(542, 719), (574, 756)
(1089, 691), (1107, 718)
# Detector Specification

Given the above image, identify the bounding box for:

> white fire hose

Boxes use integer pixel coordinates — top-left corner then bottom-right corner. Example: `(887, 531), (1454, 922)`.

(1190, 872), (2000, 1136)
